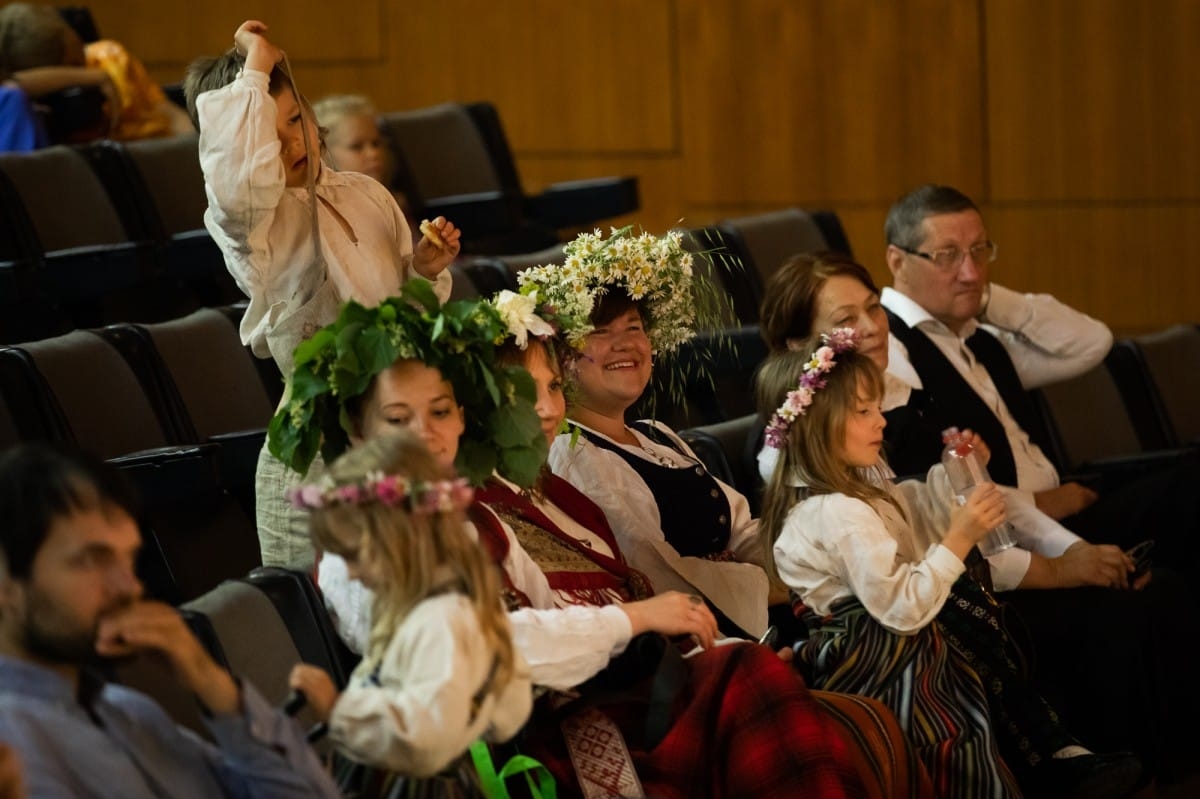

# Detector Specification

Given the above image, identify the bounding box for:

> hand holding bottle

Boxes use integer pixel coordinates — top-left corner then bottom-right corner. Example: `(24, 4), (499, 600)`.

(941, 427), (1017, 557)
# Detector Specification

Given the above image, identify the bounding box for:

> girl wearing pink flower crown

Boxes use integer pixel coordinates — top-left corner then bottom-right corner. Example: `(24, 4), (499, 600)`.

(758, 330), (1142, 799)
(286, 430), (531, 786)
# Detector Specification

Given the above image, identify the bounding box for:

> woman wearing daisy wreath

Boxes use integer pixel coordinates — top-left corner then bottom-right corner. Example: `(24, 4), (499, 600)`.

(267, 286), (926, 799)
(521, 226), (780, 641)
(757, 329), (1143, 799)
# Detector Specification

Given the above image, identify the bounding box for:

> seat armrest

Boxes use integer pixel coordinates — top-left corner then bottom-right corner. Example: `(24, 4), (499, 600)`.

(422, 192), (524, 237)
(1066, 446), (1200, 493)
(525, 176), (640, 229)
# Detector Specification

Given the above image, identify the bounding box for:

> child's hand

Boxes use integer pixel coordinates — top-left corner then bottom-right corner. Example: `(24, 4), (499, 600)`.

(413, 216), (461, 279)
(234, 20), (282, 73)
(948, 482), (1006, 545)
(288, 664), (339, 722)
(958, 428), (991, 465)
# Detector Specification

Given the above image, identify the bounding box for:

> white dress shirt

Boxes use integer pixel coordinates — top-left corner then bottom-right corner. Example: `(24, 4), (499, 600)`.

(882, 284), (1112, 494)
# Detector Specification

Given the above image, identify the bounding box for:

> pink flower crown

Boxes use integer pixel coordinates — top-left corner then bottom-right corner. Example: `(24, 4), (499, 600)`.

(764, 328), (861, 449)
(289, 471), (474, 514)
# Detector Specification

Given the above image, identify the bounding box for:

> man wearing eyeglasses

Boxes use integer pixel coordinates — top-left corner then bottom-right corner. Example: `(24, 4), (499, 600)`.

(877, 183), (1200, 789)
(879, 183), (1112, 516)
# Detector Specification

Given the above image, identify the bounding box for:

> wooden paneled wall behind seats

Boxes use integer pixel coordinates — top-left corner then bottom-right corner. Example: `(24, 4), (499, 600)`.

(95, 0), (1200, 336)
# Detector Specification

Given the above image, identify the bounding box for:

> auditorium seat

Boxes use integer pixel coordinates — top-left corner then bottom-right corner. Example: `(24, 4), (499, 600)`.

(1031, 354), (1198, 495)
(1115, 325), (1200, 446)
(82, 134), (240, 307)
(0, 329), (260, 603)
(678, 413), (763, 515)
(217, 302), (286, 408)
(715, 208), (853, 323)
(632, 325), (767, 431)
(182, 579), (328, 738)
(679, 226), (749, 329)
(99, 307), (276, 519)
(0, 145), (188, 328)
(380, 101), (638, 255)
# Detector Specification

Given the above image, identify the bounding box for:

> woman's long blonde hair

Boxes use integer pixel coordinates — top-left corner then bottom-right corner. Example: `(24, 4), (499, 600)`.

(309, 430), (517, 693)
(758, 345), (899, 589)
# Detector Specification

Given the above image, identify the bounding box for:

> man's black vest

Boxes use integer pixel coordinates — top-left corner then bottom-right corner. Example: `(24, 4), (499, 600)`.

(883, 308), (1052, 486)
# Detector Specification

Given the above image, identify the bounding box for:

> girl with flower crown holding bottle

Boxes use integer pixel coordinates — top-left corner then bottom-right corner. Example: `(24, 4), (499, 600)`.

(758, 330), (1143, 799)
(285, 428), (532, 791)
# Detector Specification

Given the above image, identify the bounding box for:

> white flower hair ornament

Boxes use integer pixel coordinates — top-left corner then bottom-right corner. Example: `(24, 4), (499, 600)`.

(764, 327), (862, 449)
(516, 225), (704, 354)
(491, 290), (556, 349)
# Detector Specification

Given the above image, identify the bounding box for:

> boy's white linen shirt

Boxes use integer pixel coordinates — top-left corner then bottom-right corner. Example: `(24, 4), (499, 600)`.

(197, 68), (449, 367)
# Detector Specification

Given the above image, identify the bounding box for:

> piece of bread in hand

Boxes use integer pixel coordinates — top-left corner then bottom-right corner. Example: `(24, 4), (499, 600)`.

(419, 218), (445, 249)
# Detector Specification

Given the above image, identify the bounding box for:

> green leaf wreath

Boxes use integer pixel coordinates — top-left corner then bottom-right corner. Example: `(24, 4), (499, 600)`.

(267, 281), (547, 487)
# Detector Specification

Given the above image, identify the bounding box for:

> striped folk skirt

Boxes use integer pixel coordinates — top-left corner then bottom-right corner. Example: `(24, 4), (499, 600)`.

(797, 594), (1022, 799)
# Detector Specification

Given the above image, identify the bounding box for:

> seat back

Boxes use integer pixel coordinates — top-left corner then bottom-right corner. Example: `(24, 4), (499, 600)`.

(0, 146), (183, 326)
(1033, 361), (1150, 471)
(217, 302), (285, 408)
(244, 566), (362, 688)
(182, 580), (301, 703)
(121, 133), (208, 237)
(0, 146), (132, 250)
(678, 413), (762, 514)
(453, 256), (518, 299)
(82, 135), (237, 306)
(680, 226), (750, 329)
(718, 208), (835, 304)
(0, 345), (69, 447)
(496, 242), (567, 285)
(182, 579), (326, 735)
(109, 609), (223, 740)
(380, 103), (504, 201)
(1124, 324), (1200, 445)
(13, 329), (176, 458)
(634, 326), (768, 430)
(110, 444), (262, 604)
(101, 308), (274, 518)
(135, 308), (275, 439)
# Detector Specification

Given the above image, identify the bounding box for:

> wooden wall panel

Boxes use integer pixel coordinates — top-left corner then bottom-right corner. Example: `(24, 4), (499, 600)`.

(98, 0), (675, 155)
(985, 206), (1200, 332)
(676, 0), (985, 206)
(986, 0), (1200, 200)
(87, 0), (384, 65)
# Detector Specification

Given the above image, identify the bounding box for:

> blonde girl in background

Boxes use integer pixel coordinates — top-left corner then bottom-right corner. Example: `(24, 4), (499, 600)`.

(287, 429), (531, 784)
(312, 93), (413, 226)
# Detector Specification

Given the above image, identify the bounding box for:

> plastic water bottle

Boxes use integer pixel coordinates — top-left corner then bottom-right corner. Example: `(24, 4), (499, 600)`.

(940, 427), (1017, 558)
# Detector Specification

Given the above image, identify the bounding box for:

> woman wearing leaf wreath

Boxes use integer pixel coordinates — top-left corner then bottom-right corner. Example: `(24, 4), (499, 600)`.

(268, 286), (928, 799)
(520, 228), (781, 641)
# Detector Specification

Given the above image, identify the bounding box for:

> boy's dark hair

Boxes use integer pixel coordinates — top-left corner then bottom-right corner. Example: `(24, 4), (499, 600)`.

(182, 49), (295, 131)
(590, 286), (652, 331)
(0, 442), (139, 580)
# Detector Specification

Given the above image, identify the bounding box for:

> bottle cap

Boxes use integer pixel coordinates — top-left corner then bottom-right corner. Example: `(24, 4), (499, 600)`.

(941, 426), (962, 445)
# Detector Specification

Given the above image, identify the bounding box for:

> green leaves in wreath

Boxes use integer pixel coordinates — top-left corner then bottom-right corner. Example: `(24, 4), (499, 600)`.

(268, 283), (547, 488)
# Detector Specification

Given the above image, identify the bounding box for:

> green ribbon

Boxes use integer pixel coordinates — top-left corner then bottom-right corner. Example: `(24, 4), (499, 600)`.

(469, 739), (556, 799)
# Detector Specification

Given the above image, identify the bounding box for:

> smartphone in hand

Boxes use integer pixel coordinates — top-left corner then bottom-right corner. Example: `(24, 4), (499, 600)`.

(1127, 539), (1154, 580)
